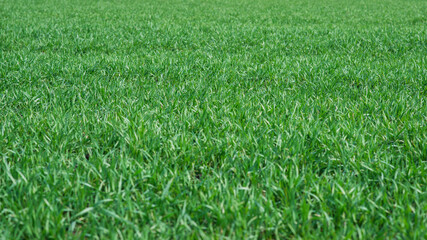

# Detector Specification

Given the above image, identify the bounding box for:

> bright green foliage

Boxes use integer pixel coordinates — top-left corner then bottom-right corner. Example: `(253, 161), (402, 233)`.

(1, 0), (426, 239)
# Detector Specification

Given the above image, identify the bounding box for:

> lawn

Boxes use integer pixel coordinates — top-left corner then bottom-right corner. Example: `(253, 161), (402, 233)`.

(1, 0), (426, 238)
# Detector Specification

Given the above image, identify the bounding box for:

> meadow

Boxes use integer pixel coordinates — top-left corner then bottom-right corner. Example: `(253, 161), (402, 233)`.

(1, 0), (426, 238)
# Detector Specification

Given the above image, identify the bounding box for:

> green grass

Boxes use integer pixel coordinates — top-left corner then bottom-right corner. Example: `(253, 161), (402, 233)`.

(1, 0), (427, 238)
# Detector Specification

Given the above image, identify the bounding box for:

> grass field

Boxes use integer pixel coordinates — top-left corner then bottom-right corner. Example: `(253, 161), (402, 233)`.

(1, 0), (427, 238)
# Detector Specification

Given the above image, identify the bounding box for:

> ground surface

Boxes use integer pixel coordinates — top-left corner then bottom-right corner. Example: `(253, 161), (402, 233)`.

(1, 0), (427, 238)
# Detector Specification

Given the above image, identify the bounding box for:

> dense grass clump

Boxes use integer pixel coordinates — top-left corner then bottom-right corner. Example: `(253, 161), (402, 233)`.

(1, 0), (427, 238)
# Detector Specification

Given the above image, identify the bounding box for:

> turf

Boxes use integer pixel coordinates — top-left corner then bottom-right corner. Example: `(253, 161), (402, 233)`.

(1, 0), (427, 238)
